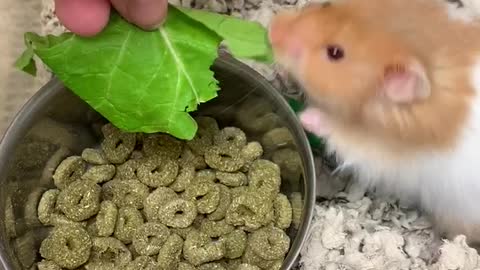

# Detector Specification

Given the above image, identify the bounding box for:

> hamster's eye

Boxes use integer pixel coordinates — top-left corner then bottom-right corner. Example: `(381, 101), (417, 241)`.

(326, 45), (344, 61)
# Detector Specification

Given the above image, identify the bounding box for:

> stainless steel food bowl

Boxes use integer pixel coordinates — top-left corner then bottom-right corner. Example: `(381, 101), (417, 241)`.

(0, 55), (316, 270)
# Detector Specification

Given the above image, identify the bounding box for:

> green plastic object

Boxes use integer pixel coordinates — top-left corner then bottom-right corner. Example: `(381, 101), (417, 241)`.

(287, 99), (324, 150)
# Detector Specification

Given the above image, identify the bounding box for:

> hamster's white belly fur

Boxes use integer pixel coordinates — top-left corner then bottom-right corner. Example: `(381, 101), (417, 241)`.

(326, 60), (480, 226)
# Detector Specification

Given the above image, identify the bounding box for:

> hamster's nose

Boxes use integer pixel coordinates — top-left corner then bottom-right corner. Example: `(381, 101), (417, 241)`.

(268, 17), (286, 47)
(268, 11), (298, 47)
(269, 12), (305, 63)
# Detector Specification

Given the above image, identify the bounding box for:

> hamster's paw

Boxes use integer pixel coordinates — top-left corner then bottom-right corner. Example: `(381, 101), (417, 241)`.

(299, 107), (330, 137)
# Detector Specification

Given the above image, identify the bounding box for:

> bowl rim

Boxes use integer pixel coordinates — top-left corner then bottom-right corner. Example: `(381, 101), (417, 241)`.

(0, 56), (316, 270)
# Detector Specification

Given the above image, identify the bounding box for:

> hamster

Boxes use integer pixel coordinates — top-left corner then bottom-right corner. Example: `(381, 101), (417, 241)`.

(269, 0), (480, 244)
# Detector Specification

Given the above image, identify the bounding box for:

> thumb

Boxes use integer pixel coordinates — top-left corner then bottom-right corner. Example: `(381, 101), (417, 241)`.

(110, 0), (169, 30)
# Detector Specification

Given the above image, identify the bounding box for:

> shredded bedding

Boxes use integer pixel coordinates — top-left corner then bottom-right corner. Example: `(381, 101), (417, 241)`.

(40, 0), (480, 269)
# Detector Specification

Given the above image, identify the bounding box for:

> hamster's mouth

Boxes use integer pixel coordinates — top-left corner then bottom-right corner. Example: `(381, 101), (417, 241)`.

(272, 61), (332, 114)
(303, 93), (335, 115)
(270, 39), (307, 77)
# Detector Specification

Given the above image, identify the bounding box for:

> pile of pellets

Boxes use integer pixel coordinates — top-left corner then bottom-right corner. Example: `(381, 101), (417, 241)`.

(32, 117), (302, 270)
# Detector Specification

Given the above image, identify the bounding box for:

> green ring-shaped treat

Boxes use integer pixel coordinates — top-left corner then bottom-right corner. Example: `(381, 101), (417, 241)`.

(102, 179), (150, 209)
(267, 260), (283, 270)
(114, 206), (144, 244)
(261, 127), (295, 152)
(204, 145), (245, 173)
(240, 142), (263, 172)
(37, 260), (62, 270)
(194, 169), (217, 184)
(171, 227), (195, 240)
(39, 224), (92, 269)
(242, 245), (281, 269)
(207, 184), (232, 221)
(101, 123), (118, 137)
(170, 215), (203, 239)
(143, 134), (183, 159)
(5, 196), (16, 239)
(235, 99), (280, 133)
(196, 116), (220, 132)
(225, 192), (274, 231)
(132, 222), (170, 256)
(131, 150), (145, 160)
(143, 187), (178, 222)
(230, 187), (247, 200)
(101, 129), (136, 164)
(84, 261), (115, 270)
(183, 182), (220, 214)
(124, 256), (159, 270)
(38, 189), (60, 226)
(179, 147), (207, 169)
(96, 200), (118, 237)
(116, 159), (142, 180)
(199, 219), (234, 238)
(272, 148), (302, 171)
(157, 233), (184, 270)
(87, 218), (99, 237)
(249, 227), (290, 260)
(216, 171), (247, 187)
(220, 229), (247, 259)
(157, 199), (198, 228)
(183, 230), (225, 266)
(138, 156), (179, 187)
(41, 147), (71, 185)
(273, 194), (293, 230)
(23, 188), (46, 227)
(186, 127), (214, 156)
(82, 164), (116, 184)
(237, 263), (261, 270)
(247, 160), (281, 199)
(170, 165), (195, 192)
(224, 259), (242, 270)
(186, 116), (219, 156)
(49, 213), (87, 227)
(178, 261), (197, 270)
(271, 148), (302, 187)
(56, 181), (101, 222)
(213, 127), (247, 150)
(88, 237), (132, 268)
(127, 243), (140, 258)
(53, 156), (86, 190)
(198, 263), (227, 270)
(289, 192), (302, 230)
(81, 148), (108, 165)
(14, 231), (37, 269)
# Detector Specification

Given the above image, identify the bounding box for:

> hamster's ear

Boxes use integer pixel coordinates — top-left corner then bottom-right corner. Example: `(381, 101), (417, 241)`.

(380, 60), (431, 104)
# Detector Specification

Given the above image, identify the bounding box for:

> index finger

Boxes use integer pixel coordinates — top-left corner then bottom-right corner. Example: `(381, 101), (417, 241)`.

(54, 0), (111, 37)
(111, 0), (169, 30)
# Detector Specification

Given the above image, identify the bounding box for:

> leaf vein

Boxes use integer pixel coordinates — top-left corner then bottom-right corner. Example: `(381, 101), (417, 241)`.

(159, 28), (197, 130)
(105, 29), (133, 101)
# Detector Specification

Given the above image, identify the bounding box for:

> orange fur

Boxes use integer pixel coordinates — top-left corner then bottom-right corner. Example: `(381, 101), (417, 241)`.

(270, 0), (480, 157)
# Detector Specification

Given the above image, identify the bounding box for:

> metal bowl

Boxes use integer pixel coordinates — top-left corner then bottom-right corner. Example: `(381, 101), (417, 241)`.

(0, 56), (316, 270)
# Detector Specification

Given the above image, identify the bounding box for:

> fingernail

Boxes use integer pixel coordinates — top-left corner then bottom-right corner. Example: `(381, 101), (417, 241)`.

(126, 0), (168, 30)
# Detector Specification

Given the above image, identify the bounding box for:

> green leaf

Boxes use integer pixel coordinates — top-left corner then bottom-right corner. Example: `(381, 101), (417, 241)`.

(14, 5), (275, 140)
(16, 32), (75, 76)
(18, 6), (222, 140)
(15, 47), (37, 76)
(177, 6), (274, 63)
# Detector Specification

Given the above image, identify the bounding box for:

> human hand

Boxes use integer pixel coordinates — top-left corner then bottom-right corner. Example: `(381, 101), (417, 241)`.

(55, 0), (169, 37)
